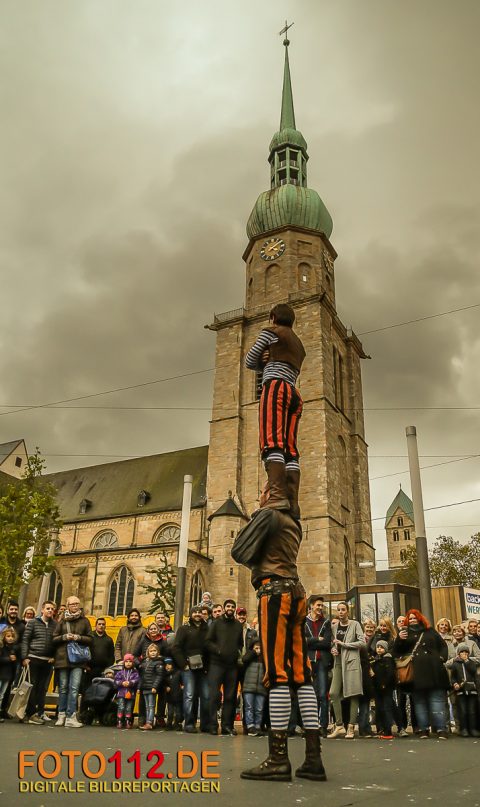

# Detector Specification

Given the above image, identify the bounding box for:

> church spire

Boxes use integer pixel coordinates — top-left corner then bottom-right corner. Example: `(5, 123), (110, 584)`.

(280, 32), (296, 131)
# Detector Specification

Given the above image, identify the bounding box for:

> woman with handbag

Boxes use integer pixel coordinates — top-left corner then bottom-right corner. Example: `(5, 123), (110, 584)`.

(392, 608), (449, 739)
(52, 596), (92, 728)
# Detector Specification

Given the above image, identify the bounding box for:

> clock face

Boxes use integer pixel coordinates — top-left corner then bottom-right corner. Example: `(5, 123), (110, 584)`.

(322, 249), (334, 273)
(260, 237), (286, 261)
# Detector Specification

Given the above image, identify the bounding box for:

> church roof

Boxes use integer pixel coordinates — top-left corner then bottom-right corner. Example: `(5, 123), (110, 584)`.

(385, 487), (414, 527)
(45, 445), (208, 523)
(0, 438), (23, 463)
(208, 495), (247, 522)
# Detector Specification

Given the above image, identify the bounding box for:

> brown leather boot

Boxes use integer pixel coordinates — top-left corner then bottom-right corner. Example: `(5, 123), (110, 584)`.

(260, 462), (290, 511)
(240, 730), (291, 781)
(295, 729), (327, 781)
(286, 469), (301, 520)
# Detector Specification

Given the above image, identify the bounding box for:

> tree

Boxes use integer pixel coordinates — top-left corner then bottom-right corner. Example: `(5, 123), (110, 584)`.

(140, 552), (177, 615)
(0, 448), (62, 605)
(393, 533), (480, 589)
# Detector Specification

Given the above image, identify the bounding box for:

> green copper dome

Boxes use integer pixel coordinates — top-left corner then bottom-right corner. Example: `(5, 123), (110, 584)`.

(246, 35), (333, 241)
(247, 183), (333, 240)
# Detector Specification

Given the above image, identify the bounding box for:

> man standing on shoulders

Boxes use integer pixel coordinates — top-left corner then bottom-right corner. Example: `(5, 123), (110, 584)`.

(206, 599), (243, 736)
(245, 303), (305, 518)
(172, 606), (210, 733)
(305, 597), (332, 737)
(115, 609), (144, 662)
(21, 600), (56, 724)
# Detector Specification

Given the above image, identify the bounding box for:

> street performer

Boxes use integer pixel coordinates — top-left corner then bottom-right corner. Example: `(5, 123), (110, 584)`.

(239, 491), (326, 782)
(245, 303), (305, 519)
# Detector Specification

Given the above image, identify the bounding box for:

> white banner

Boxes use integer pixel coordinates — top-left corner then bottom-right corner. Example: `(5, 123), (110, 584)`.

(464, 587), (480, 619)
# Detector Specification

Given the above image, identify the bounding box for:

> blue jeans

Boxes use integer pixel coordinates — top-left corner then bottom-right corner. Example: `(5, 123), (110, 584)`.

(58, 667), (83, 717)
(143, 692), (156, 725)
(244, 692), (266, 729)
(182, 669), (210, 729)
(358, 697), (372, 733)
(312, 662), (330, 728)
(375, 691), (396, 734)
(412, 688), (447, 732)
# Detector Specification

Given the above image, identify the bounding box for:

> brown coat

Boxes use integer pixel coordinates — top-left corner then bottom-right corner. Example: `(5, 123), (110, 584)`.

(53, 614), (92, 669)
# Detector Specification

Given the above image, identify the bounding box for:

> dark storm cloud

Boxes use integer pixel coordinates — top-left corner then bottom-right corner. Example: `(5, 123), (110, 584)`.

(1, 0), (479, 563)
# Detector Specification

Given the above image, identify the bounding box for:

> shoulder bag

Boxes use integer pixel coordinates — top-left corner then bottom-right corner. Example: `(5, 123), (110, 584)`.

(66, 621), (91, 664)
(395, 632), (423, 685)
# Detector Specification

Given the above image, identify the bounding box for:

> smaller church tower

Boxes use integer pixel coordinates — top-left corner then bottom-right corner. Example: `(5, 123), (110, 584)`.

(385, 487), (416, 569)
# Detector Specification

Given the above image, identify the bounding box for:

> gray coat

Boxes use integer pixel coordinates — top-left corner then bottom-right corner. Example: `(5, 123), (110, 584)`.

(332, 620), (365, 698)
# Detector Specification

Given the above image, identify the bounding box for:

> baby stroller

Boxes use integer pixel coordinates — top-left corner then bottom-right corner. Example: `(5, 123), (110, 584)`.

(79, 671), (117, 726)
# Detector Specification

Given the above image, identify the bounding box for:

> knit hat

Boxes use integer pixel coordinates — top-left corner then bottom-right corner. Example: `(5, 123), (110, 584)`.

(164, 657), (173, 665)
(376, 640), (389, 653)
(123, 653), (135, 662)
(457, 643), (470, 655)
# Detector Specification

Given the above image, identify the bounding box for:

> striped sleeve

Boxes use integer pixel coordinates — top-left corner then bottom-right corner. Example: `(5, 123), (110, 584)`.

(245, 330), (278, 370)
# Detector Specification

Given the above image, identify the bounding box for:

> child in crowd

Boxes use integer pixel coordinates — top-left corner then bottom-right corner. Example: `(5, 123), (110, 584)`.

(371, 640), (397, 740)
(242, 638), (267, 736)
(163, 657), (183, 730)
(114, 654), (140, 729)
(0, 627), (18, 722)
(139, 644), (164, 731)
(450, 643), (480, 737)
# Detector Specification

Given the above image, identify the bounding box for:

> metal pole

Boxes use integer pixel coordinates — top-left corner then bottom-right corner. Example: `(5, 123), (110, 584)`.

(174, 475), (193, 631)
(405, 426), (434, 623)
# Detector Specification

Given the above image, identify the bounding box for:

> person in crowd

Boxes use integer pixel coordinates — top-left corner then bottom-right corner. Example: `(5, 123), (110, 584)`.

(371, 640), (397, 739)
(86, 617), (115, 689)
(200, 606), (213, 625)
(52, 595), (92, 728)
(363, 619), (376, 644)
(22, 607), (36, 622)
(368, 617), (396, 657)
(393, 614), (415, 735)
(242, 636), (267, 736)
(114, 653), (139, 729)
(392, 608), (449, 739)
(358, 642), (375, 737)
(55, 605), (66, 622)
(200, 592), (214, 610)
(163, 657), (183, 730)
(139, 644), (164, 730)
(114, 609), (144, 662)
(206, 599), (243, 736)
(304, 596), (332, 737)
(172, 605), (210, 733)
(138, 622), (165, 660)
(450, 643), (480, 737)
(237, 607), (255, 653)
(328, 603), (365, 739)
(436, 617), (453, 644)
(466, 619), (480, 648)
(396, 615), (406, 631)
(0, 627), (18, 721)
(212, 604), (224, 620)
(21, 601), (56, 725)
(448, 625), (480, 661)
(154, 612), (173, 641)
(0, 601), (25, 652)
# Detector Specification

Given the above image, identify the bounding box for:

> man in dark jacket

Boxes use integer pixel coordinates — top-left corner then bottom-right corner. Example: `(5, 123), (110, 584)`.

(172, 606), (210, 733)
(114, 609), (144, 662)
(21, 600), (56, 724)
(0, 600), (26, 716)
(86, 617), (114, 687)
(305, 597), (332, 737)
(245, 303), (305, 515)
(206, 599), (243, 735)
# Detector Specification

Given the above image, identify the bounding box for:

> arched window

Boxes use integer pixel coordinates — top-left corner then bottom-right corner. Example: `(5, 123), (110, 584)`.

(344, 538), (351, 592)
(404, 530), (411, 541)
(91, 530), (119, 550)
(108, 566), (135, 617)
(338, 436), (348, 508)
(48, 570), (63, 608)
(153, 524), (181, 544)
(298, 262), (314, 289)
(190, 571), (204, 610)
(393, 530), (399, 542)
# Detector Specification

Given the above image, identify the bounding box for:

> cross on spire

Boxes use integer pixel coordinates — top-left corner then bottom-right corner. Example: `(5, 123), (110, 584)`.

(279, 20), (294, 46)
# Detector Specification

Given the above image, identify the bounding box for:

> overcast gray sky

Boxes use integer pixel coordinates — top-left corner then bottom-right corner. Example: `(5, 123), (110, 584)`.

(1, 0), (479, 567)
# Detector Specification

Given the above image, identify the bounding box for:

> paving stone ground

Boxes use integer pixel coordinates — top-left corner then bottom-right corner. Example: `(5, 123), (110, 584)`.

(1, 723), (478, 807)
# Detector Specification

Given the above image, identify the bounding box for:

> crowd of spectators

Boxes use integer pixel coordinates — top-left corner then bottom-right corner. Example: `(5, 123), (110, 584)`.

(1, 594), (480, 739)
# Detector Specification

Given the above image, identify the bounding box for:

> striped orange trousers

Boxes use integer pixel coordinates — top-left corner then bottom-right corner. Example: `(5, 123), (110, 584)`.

(259, 379), (303, 463)
(258, 582), (312, 689)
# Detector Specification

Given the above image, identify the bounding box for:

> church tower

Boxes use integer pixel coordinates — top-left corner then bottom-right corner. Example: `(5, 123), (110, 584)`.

(206, 35), (375, 609)
(385, 487), (416, 569)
